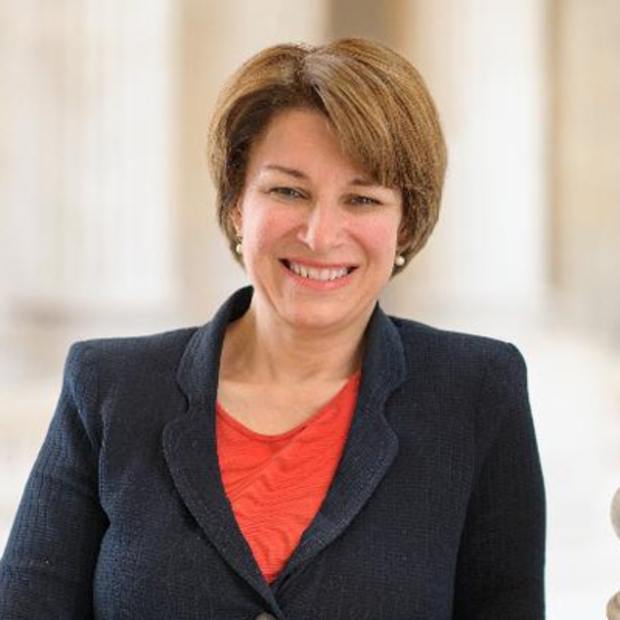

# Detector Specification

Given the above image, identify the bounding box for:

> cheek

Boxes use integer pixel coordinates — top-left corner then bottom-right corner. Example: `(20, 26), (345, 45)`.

(356, 218), (400, 258)
(242, 205), (299, 253)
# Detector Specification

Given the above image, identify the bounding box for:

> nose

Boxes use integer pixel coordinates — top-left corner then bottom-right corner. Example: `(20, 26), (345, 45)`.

(297, 201), (345, 252)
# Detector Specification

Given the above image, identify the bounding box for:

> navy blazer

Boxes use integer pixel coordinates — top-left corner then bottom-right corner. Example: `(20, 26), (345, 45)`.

(0, 286), (545, 619)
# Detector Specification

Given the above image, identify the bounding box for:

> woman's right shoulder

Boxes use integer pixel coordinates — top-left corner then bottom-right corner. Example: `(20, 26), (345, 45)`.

(64, 326), (200, 389)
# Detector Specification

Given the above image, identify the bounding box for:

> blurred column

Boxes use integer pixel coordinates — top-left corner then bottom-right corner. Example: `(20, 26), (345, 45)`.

(0, 0), (178, 380)
(551, 0), (620, 342)
(388, 0), (549, 321)
(0, 0), (49, 378)
(173, 0), (330, 323)
(0, 0), (25, 324)
(5, 0), (176, 323)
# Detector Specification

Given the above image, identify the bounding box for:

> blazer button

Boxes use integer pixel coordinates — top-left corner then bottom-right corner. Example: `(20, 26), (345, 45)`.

(255, 614), (276, 620)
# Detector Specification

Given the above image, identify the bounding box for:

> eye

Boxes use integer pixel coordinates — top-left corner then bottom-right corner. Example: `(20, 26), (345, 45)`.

(269, 187), (306, 200)
(349, 194), (381, 207)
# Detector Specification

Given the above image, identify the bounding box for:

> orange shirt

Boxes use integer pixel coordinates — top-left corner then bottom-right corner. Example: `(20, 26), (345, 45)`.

(216, 372), (360, 583)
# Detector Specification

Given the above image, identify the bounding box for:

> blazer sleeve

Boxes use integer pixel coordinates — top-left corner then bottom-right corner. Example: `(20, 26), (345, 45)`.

(0, 343), (108, 619)
(453, 343), (546, 619)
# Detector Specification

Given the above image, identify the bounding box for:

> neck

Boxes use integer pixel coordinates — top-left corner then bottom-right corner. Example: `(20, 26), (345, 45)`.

(221, 298), (373, 384)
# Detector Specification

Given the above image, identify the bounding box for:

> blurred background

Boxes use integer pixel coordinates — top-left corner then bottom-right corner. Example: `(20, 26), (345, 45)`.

(0, 0), (619, 617)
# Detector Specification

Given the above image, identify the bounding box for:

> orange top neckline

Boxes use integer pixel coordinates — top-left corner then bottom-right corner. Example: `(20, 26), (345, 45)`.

(215, 370), (361, 442)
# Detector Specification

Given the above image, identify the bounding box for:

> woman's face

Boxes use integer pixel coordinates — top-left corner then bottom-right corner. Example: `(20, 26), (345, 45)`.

(233, 108), (403, 336)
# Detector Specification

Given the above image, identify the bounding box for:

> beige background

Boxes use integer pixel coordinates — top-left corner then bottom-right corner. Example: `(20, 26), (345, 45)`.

(1, 1), (619, 617)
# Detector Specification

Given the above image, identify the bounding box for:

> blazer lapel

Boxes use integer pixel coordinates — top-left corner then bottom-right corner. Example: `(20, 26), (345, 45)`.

(272, 302), (407, 587)
(162, 287), (282, 612)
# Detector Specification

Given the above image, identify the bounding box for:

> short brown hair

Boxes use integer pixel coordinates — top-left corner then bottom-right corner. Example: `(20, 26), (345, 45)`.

(207, 38), (447, 274)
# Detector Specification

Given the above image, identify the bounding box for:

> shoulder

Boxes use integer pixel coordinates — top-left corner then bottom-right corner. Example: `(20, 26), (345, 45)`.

(68, 326), (198, 369)
(386, 316), (533, 459)
(62, 326), (199, 405)
(389, 314), (526, 381)
(55, 327), (200, 449)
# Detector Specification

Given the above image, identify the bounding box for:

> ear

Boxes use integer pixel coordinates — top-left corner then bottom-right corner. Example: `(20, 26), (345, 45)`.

(231, 202), (243, 237)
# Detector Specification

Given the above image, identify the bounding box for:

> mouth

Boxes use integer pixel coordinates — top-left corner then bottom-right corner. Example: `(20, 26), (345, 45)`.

(280, 259), (357, 283)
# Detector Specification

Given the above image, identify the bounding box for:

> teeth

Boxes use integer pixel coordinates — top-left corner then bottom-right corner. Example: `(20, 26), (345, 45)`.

(288, 261), (350, 282)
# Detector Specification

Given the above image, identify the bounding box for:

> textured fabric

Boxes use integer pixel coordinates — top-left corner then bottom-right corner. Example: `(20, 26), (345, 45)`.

(216, 372), (360, 583)
(0, 286), (546, 619)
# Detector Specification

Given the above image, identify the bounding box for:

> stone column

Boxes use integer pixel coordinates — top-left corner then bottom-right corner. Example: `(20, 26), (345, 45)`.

(4, 0), (177, 322)
(386, 0), (549, 323)
(0, 0), (179, 378)
(550, 0), (620, 342)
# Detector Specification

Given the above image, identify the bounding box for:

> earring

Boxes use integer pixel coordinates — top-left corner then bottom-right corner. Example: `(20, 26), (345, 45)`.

(233, 225), (243, 255)
(394, 254), (405, 267)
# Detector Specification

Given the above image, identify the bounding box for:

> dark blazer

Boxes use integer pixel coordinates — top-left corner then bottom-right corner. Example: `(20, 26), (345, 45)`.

(0, 286), (545, 619)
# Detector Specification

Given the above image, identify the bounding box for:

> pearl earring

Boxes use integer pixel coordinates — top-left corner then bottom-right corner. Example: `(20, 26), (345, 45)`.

(235, 240), (243, 255)
(394, 254), (405, 267)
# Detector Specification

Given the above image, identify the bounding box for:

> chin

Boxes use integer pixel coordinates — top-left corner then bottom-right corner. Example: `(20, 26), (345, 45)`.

(277, 296), (373, 334)
(282, 309), (345, 331)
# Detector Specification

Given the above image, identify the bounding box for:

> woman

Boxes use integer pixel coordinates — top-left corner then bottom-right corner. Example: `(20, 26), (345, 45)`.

(0, 39), (545, 619)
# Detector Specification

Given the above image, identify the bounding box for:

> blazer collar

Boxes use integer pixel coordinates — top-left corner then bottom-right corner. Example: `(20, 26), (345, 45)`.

(164, 286), (407, 606)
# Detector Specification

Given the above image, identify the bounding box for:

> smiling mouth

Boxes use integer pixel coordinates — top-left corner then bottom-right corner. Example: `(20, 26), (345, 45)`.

(281, 259), (356, 282)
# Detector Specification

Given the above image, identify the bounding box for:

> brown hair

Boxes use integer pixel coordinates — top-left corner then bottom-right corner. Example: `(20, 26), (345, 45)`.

(207, 38), (447, 274)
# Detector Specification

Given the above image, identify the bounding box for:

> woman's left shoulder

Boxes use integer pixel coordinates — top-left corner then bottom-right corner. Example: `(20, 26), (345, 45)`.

(389, 314), (527, 378)
(388, 317), (534, 448)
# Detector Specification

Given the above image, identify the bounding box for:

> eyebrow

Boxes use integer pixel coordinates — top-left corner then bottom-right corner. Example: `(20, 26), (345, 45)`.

(261, 164), (379, 188)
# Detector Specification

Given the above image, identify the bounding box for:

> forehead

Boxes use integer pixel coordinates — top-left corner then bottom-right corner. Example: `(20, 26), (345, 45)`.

(246, 108), (371, 181)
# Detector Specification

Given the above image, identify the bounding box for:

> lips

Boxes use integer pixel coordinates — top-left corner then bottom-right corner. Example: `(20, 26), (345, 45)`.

(281, 259), (356, 282)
